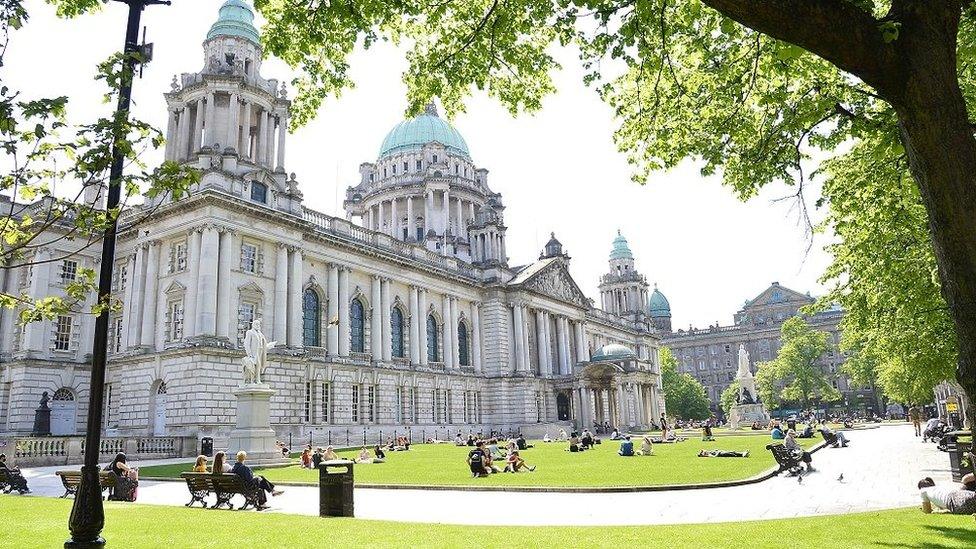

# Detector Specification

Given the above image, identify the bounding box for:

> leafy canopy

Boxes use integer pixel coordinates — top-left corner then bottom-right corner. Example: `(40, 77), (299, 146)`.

(660, 347), (711, 420)
(755, 317), (841, 409)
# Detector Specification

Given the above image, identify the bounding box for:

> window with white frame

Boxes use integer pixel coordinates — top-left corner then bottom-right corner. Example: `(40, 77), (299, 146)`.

(112, 317), (123, 352)
(433, 389), (441, 423)
(168, 240), (188, 274)
(410, 387), (418, 423)
(476, 392), (482, 423)
(444, 389), (452, 424)
(367, 384), (376, 423)
(304, 381), (312, 423)
(535, 391), (543, 423)
(167, 300), (184, 341)
(321, 382), (331, 424)
(240, 242), (258, 273)
(60, 260), (78, 284)
(396, 386), (404, 423)
(351, 383), (360, 423)
(237, 302), (257, 345)
(53, 315), (72, 351)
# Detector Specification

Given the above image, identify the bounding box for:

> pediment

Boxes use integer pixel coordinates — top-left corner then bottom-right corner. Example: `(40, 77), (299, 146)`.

(516, 260), (589, 308)
(238, 281), (264, 295)
(743, 284), (813, 311)
(163, 281), (186, 295)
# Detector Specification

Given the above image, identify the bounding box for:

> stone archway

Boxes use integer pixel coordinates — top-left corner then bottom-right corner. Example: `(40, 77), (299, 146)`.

(556, 392), (571, 421)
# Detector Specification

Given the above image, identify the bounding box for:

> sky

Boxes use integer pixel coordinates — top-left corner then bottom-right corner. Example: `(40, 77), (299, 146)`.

(4, 0), (835, 330)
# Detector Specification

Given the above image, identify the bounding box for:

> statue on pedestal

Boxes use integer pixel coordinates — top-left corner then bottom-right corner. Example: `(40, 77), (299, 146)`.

(728, 344), (770, 429)
(32, 391), (51, 436)
(736, 344), (758, 404)
(242, 319), (276, 385)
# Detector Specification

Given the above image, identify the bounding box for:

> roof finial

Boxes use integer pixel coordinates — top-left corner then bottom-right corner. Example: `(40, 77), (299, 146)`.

(424, 101), (439, 117)
(617, 229), (622, 236)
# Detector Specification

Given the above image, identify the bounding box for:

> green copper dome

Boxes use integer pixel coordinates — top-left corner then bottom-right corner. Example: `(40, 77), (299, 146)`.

(207, 0), (260, 45)
(379, 103), (470, 159)
(591, 343), (637, 362)
(649, 286), (671, 318)
(609, 230), (633, 260)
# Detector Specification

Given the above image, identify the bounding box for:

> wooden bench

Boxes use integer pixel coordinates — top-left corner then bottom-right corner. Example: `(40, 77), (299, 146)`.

(55, 470), (117, 499)
(178, 472), (262, 511)
(821, 430), (839, 447)
(0, 468), (30, 494)
(766, 443), (804, 476)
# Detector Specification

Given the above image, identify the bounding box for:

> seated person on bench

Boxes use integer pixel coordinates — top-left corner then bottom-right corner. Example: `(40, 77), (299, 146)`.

(918, 475), (976, 515)
(819, 425), (850, 447)
(784, 429), (815, 472)
(232, 451), (283, 510)
(618, 436), (635, 456)
(698, 449), (750, 458)
(0, 453), (30, 493)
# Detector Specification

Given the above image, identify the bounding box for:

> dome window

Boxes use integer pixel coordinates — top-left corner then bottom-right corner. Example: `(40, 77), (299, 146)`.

(416, 159), (422, 170)
(433, 154), (438, 163)
(403, 161), (408, 171)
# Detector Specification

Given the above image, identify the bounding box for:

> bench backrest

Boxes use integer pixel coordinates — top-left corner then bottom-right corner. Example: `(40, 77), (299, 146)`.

(180, 472), (250, 493)
(765, 444), (795, 466)
(57, 470), (117, 487)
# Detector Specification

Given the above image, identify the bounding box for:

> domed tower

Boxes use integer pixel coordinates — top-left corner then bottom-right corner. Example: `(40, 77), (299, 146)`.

(160, 0), (300, 213)
(648, 285), (672, 332)
(344, 102), (507, 264)
(598, 231), (650, 320)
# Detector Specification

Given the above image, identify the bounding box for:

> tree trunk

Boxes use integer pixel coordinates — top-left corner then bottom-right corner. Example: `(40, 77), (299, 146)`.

(891, 7), (976, 436)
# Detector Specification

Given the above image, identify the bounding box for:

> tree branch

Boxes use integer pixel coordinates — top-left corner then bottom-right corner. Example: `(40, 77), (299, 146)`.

(700, 0), (902, 96)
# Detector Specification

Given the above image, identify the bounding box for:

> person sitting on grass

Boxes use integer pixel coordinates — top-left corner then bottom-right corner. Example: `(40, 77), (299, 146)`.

(467, 441), (489, 478)
(702, 422), (715, 441)
(466, 434), (476, 446)
(609, 428), (623, 440)
(542, 432), (552, 443)
(504, 450), (536, 473)
(0, 453), (30, 493)
(232, 451), (283, 510)
(192, 455), (209, 473)
(639, 436), (654, 456)
(516, 434), (532, 450)
(483, 445), (501, 474)
(580, 429), (594, 450)
(301, 447), (312, 469)
(698, 449), (750, 458)
(356, 446), (374, 463)
(454, 433), (466, 446)
(918, 475), (976, 515)
(798, 423), (816, 439)
(558, 429), (568, 442)
(770, 421), (786, 440)
(372, 445), (387, 463)
(819, 425), (850, 447)
(312, 447), (324, 468)
(568, 433), (582, 452)
(323, 446), (339, 461)
(784, 429), (815, 472)
(618, 435), (635, 456)
(486, 438), (504, 460)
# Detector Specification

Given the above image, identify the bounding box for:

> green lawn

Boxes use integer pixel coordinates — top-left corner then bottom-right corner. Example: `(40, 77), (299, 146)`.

(140, 434), (819, 488)
(2, 497), (973, 548)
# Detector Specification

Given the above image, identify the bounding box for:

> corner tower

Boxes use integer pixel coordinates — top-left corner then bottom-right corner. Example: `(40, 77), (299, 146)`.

(598, 231), (650, 321)
(160, 0), (301, 214)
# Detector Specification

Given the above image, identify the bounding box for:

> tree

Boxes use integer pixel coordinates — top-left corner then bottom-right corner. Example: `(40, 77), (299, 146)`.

(719, 380), (740, 418)
(251, 0), (976, 430)
(759, 317), (841, 409)
(660, 347), (711, 420)
(1, 2), (197, 323)
(754, 362), (781, 413)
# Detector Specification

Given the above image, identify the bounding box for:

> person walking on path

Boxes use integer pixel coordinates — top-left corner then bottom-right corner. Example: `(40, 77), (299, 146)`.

(909, 405), (922, 437)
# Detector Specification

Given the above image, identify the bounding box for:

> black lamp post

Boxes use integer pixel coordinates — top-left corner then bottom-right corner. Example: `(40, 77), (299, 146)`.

(66, 1), (170, 547)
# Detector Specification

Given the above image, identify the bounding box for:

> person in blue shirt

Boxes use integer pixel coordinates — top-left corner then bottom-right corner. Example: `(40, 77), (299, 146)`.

(232, 451), (283, 509)
(770, 421), (786, 440)
(618, 435), (635, 456)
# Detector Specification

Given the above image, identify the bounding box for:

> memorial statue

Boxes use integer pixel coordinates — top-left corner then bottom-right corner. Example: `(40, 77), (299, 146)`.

(242, 319), (276, 384)
(38, 391), (50, 409)
(736, 344), (758, 405)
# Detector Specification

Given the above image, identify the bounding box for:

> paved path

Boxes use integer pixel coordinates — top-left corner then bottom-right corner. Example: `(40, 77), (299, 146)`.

(18, 425), (948, 526)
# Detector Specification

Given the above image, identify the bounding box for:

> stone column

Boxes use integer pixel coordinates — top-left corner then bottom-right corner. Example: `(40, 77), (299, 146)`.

(535, 310), (547, 376)
(184, 229), (201, 337)
(274, 244), (288, 343)
(409, 286), (420, 364)
(177, 106), (191, 161)
(204, 92), (217, 148)
(197, 225), (220, 335)
(139, 241), (160, 347)
(442, 189), (451, 234)
(423, 191), (431, 236)
(418, 289), (429, 365)
(256, 109), (267, 165)
(192, 98), (205, 153)
(471, 302), (482, 372)
(378, 200), (386, 234)
(241, 100), (252, 157)
(288, 248), (303, 347)
(370, 276), (382, 360)
(406, 196), (414, 240)
(338, 267), (350, 356)
(226, 92), (239, 152)
(276, 113), (288, 170)
(127, 244), (146, 346)
(390, 198), (398, 238)
(381, 278), (392, 361)
(542, 312), (553, 375)
(165, 109), (178, 161)
(559, 317), (572, 375)
(617, 384), (627, 427)
(441, 295), (453, 366)
(449, 296), (459, 368)
(266, 114), (276, 168)
(580, 321), (590, 361)
(327, 264), (339, 354)
(513, 304), (526, 372)
(216, 230), (233, 339)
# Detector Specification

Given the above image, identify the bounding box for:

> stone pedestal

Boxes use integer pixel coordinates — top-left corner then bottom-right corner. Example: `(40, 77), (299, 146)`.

(728, 403), (770, 430)
(32, 406), (51, 436)
(226, 384), (288, 464)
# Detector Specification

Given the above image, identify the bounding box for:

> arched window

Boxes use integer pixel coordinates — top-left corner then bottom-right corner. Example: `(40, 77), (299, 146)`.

(458, 322), (470, 366)
(303, 289), (321, 347)
(350, 299), (365, 353)
(53, 388), (75, 401)
(426, 315), (439, 362)
(391, 307), (405, 358)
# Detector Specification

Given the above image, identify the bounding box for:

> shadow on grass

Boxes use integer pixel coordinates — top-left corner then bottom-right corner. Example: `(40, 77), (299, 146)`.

(874, 524), (976, 549)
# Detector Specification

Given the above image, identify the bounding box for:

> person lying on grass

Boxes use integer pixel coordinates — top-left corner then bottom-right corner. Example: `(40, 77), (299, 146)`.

(918, 474), (976, 515)
(697, 450), (750, 458)
(504, 450), (536, 473)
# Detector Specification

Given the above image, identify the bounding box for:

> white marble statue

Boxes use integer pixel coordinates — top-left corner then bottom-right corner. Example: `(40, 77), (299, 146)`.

(242, 319), (276, 384)
(736, 344), (757, 405)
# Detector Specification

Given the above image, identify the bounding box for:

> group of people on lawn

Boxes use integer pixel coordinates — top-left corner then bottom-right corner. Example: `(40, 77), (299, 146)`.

(466, 437), (537, 477)
(193, 451), (283, 510)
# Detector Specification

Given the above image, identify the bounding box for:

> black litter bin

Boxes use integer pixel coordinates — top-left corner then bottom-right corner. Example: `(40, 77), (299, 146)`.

(200, 437), (214, 457)
(947, 438), (973, 482)
(319, 460), (354, 517)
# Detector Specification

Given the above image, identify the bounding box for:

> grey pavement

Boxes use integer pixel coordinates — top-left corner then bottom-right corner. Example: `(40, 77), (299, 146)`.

(15, 424), (947, 526)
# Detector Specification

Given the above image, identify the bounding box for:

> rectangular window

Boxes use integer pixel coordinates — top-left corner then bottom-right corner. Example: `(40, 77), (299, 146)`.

(112, 317), (123, 352)
(416, 160), (422, 170)
(60, 260), (78, 284)
(250, 182), (268, 203)
(476, 392), (482, 423)
(103, 383), (113, 429)
(240, 243), (258, 273)
(321, 382), (331, 424)
(351, 384), (360, 423)
(396, 387), (404, 423)
(54, 315), (72, 351)
(410, 387), (418, 423)
(433, 389), (441, 423)
(237, 302), (256, 346)
(698, 360), (706, 371)
(445, 389), (452, 424)
(367, 385), (376, 423)
(304, 382), (312, 423)
(535, 391), (543, 423)
(168, 301), (184, 341)
(403, 161), (408, 171)
(724, 344), (731, 353)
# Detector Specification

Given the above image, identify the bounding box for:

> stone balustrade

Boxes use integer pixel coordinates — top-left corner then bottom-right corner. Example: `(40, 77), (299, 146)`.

(0, 435), (197, 468)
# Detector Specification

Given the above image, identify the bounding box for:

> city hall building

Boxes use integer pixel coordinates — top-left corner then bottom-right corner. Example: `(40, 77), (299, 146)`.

(0, 1), (668, 446)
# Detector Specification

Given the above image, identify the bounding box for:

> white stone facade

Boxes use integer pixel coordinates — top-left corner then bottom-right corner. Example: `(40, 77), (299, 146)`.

(0, 1), (664, 447)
